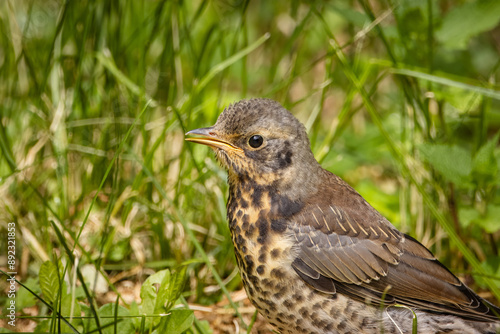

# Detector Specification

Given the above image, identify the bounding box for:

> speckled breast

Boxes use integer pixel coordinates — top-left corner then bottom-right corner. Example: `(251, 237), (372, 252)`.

(226, 179), (300, 318)
(225, 181), (385, 334)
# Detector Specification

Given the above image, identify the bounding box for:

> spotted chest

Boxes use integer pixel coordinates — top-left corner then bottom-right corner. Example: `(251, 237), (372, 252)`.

(226, 180), (298, 315)
(225, 181), (387, 333)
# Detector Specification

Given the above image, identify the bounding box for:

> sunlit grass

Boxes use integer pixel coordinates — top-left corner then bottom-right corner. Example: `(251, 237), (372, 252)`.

(1, 0), (500, 332)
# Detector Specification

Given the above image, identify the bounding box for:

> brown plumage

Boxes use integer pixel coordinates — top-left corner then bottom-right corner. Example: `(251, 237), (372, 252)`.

(186, 98), (500, 333)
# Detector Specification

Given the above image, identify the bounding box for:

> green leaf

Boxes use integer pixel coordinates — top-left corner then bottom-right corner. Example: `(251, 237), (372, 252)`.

(84, 303), (133, 334)
(59, 289), (82, 333)
(129, 301), (141, 330)
(38, 261), (81, 333)
(472, 132), (500, 185)
(158, 309), (194, 334)
(163, 266), (188, 312)
(476, 205), (500, 233)
(139, 269), (170, 328)
(419, 143), (472, 187)
(140, 269), (170, 314)
(459, 205), (500, 233)
(474, 256), (500, 290)
(34, 319), (50, 333)
(16, 277), (40, 310)
(196, 320), (213, 334)
(476, 207), (500, 233)
(108, 240), (129, 262)
(137, 267), (189, 331)
(458, 207), (480, 229)
(154, 268), (174, 314)
(39, 261), (60, 304)
(433, 87), (481, 112)
(436, 0), (500, 49)
(149, 266), (188, 314)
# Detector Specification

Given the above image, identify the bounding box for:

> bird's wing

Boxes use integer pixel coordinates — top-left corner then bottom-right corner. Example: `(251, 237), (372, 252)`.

(290, 174), (500, 321)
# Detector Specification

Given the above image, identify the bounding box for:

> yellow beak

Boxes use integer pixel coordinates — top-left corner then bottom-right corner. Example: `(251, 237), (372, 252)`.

(185, 127), (243, 153)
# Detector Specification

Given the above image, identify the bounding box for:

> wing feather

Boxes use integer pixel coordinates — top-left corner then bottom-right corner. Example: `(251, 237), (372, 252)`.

(289, 172), (500, 321)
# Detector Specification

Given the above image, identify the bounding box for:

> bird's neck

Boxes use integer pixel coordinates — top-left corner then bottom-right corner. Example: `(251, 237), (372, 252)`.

(227, 162), (324, 222)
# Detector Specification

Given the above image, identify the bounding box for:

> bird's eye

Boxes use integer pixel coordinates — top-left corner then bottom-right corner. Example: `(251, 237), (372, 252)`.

(248, 135), (264, 148)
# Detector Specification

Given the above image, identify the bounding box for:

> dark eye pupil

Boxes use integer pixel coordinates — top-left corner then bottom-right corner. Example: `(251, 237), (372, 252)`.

(248, 135), (263, 148)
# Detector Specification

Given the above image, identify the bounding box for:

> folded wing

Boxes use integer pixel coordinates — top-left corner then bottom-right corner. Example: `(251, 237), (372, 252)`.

(290, 173), (500, 321)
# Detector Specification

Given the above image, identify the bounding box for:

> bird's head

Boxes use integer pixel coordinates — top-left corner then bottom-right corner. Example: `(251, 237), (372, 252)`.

(186, 99), (321, 189)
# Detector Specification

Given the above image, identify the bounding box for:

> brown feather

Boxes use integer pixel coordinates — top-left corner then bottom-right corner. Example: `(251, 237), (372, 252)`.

(290, 168), (500, 322)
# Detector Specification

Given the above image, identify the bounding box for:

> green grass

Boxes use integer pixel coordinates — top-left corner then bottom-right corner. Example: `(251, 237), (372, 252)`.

(1, 0), (500, 333)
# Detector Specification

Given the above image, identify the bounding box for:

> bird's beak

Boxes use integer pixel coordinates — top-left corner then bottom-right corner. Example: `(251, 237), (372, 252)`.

(185, 127), (243, 153)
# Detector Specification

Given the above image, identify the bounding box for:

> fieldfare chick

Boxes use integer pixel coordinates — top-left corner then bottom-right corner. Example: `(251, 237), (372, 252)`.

(186, 98), (500, 334)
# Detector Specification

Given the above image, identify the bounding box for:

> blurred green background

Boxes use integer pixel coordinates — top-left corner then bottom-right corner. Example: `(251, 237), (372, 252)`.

(1, 0), (500, 332)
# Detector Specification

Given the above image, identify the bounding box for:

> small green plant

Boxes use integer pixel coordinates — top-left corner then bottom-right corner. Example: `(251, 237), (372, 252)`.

(132, 266), (193, 333)
(8, 263), (193, 334)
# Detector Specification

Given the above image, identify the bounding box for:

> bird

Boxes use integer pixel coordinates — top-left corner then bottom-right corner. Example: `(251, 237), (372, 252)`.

(185, 98), (500, 334)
